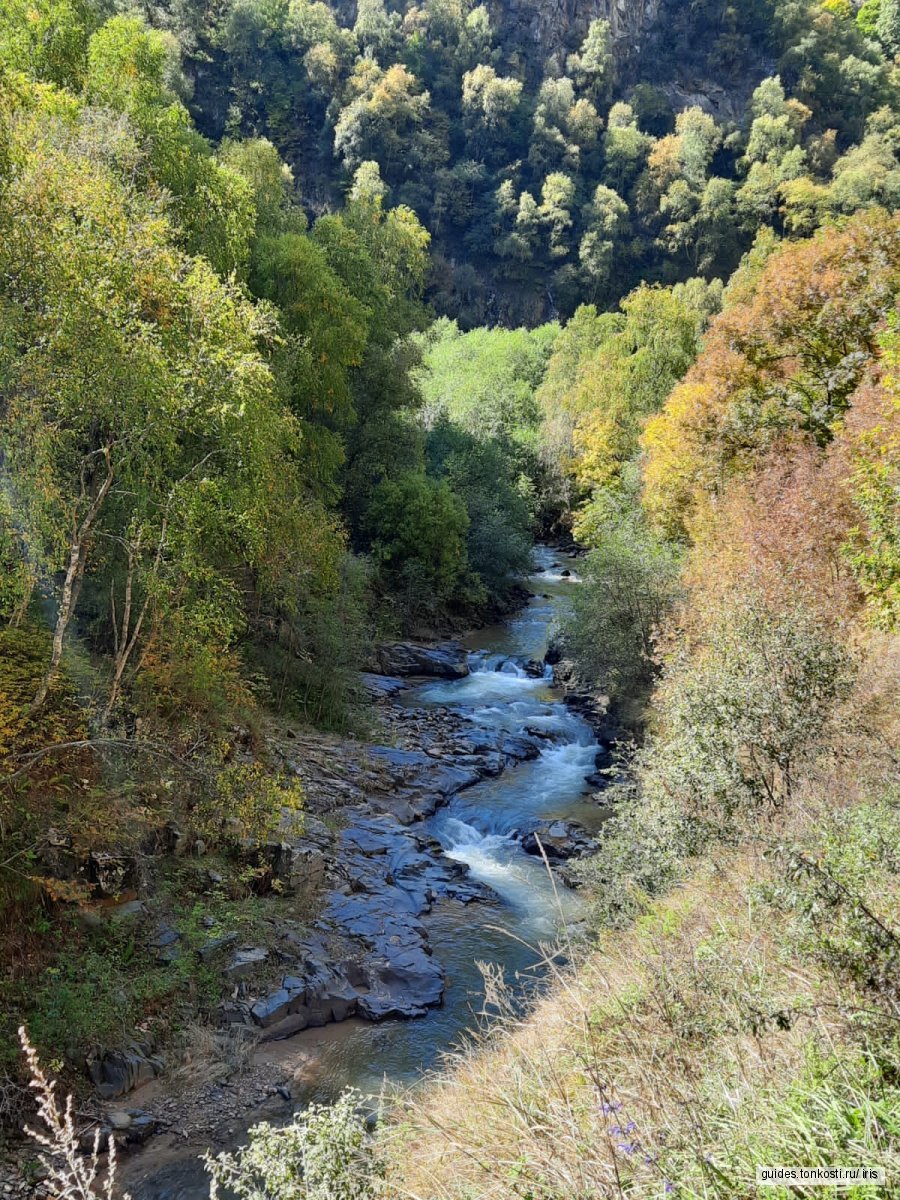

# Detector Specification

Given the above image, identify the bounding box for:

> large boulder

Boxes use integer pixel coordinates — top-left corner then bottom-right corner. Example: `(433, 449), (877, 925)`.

(520, 820), (598, 863)
(359, 673), (409, 699)
(369, 642), (469, 679)
(87, 1042), (165, 1100)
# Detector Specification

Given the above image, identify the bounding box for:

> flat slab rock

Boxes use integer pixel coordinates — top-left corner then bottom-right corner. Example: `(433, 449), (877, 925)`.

(222, 814), (492, 1040)
(368, 641), (469, 679)
(359, 673), (409, 699)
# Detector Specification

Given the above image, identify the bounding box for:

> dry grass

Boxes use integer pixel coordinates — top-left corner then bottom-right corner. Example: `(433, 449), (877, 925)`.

(380, 837), (898, 1200)
(171, 1020), (260, 1088)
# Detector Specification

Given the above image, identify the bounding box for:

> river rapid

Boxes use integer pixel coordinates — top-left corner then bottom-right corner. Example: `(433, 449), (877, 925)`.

(126, 546), (601, 1198)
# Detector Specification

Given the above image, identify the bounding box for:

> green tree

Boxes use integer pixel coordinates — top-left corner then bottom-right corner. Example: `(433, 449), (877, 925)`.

(461, 64), (523, 160)
(86, 14), (256, 276)
(426, 420), (532, 598)
(530, 76), (600, 175)
(566, 18), (613, 103)
(365, 471), (469, 617)
(876, 0), (900, 52)
(0, 86), (337, 718)
(579, 184), (630, 300)
(649, 595), (851, 826)
(563, 494), (682, 715)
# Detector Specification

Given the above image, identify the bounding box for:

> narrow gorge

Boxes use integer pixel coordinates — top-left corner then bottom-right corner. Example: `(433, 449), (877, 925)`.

(118, 547), (607, 1198)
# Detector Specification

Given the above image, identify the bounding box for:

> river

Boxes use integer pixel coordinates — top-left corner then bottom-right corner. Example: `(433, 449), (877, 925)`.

(126, 546), (600, 1198)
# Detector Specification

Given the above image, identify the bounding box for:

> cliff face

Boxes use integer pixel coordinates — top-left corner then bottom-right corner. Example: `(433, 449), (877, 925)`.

(490, 0), (661, 64)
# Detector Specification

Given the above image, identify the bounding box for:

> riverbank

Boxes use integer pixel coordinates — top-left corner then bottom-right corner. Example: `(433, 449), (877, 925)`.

(376, 792), (900, 1199)
(4, 548), (613, 1197)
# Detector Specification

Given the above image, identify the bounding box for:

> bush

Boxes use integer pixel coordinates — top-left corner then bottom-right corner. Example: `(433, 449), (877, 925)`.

(762, 792), (900, 1001)
(562, 492), (682, 716)
(649, 593), (852, 832)
(364, 470), (470, 622)
(577, 769), (695, 928)
(205, 1090), (384, 1200)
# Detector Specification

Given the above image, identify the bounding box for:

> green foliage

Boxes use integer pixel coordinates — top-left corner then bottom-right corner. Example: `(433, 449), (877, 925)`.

(191, 762), (305, 846)
(86, 14), (256, 276)
(426, 420), (532, 598)
(576, 768), (693, 929)
(0, 0), (102, 88)
(858, 0), (882, 37)
(563, 494), (682, 713)
(364, 471), (470, 619)
(205, 1091), (385, 1200)
(764, 793), (900, 998)
(537, 279), (719, 518)
(650, 594), (852, 830)
(416, 319), (557, 452)
(876, 0), (900, 52)
(96, 0), (900, 325)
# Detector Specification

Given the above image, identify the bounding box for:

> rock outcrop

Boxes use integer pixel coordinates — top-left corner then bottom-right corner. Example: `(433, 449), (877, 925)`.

(220, 814), (492, 1040)
(368, 641), (469, 680)
(491, 0), (661, 64)
(520, 819), (599, 862)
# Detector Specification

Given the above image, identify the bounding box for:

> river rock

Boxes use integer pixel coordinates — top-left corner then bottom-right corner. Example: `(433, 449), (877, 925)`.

(360, 673), (409, 699)
(520, 820), (598, 862)
(125, 1112), (159, 1146)
(227, 809), (493, 1042)
(369, 641), (469, 679)
(225, 947), (269, 978)
(87, 1043), (164, 1100)
(544, 638), (563, 666)
(366, 746), (482, 821)
(149, 924), (180, 949)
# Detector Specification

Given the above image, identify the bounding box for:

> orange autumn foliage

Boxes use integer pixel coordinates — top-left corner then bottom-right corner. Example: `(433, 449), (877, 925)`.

(642, 209), (900, 539)
(684, 437), (862, 638)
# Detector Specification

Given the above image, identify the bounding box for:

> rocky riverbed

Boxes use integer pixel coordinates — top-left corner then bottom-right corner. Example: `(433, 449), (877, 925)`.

(4, 550), (616, 1198)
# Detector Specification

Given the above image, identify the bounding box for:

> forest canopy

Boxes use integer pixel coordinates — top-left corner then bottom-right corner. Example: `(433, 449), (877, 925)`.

(0, 0), (897, 1124)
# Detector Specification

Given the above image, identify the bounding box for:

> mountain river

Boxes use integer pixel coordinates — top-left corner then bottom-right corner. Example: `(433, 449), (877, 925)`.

(125, 546), (602, 1198)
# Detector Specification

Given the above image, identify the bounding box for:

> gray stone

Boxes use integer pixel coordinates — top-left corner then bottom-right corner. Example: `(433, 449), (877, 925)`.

(148, 925), (180, 949)
(224, 947), (269, 978)
(87, 1043), (164, 1100)
(521, 820), (598, 863)
(197, 932), (239, 961)
(360, 673), (408, 699)
(125, 1113), (158, 1146)
(369, 641), (469, 680)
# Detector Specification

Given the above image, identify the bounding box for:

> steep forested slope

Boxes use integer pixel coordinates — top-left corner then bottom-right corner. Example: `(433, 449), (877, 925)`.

(132, 0), (900, 323)
(0, 0), (897, 1183)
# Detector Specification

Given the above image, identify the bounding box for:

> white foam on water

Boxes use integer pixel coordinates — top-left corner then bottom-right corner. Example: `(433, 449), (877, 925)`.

(529, 569), (581, 585)
(526, 740), (598, 806)
(418, 669), (547, 709)
(439, 817), (575, 932)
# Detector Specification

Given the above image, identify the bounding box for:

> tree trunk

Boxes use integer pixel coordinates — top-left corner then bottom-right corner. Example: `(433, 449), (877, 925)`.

(29, 459), (114, 713)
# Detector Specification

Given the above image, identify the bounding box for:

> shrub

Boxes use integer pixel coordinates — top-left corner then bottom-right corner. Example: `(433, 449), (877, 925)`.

(649, 593), (852, 831)
(562, 492), (682, 716)
(205, 1090), (384, 1200)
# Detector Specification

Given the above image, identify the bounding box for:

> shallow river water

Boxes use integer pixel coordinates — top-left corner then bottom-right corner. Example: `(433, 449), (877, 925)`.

(126, 546), (599, 1198)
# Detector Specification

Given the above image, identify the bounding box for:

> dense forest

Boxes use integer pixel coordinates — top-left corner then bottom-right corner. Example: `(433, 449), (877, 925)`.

(0, 0), (898, 1193)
